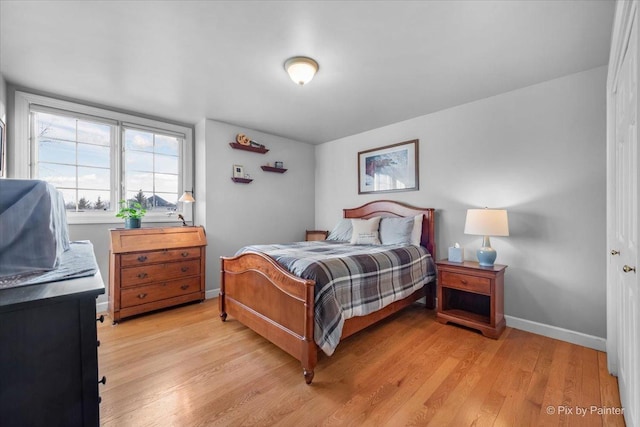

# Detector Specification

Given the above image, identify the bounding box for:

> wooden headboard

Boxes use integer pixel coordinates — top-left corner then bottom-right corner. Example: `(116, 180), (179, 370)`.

(343, 200), (436, 257)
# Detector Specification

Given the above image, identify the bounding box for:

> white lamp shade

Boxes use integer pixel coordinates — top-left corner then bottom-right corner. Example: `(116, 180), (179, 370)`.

(284, 57), (319, 85)
(464, 209), (509, 237)
(179, 191), (195, 203)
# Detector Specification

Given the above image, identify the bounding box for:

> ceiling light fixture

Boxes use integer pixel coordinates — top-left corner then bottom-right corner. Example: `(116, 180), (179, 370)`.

(284, 56), (319, 86)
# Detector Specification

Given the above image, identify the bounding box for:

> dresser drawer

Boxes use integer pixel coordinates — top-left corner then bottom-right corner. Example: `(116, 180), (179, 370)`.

(121, 259), (200, 287)
(441, 271), (491, 294)
(120, 247), (201, 267)
(120, 276), (201, 308)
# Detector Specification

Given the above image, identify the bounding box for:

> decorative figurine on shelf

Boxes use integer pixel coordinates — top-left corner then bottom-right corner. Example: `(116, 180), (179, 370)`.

(236, 133), (251, 146)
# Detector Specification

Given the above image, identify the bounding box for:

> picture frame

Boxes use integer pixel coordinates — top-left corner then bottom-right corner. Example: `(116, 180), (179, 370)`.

(233, 164), (244, 178)
(358, 139), (419, 194)
(0, 119), (5, 177)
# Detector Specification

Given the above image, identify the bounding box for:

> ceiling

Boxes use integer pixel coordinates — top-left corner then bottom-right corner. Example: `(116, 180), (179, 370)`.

(0, 1), (614, 144)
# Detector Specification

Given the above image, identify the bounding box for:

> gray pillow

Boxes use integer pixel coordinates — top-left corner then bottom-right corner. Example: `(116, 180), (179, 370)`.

(326, 218), (353, 241)
(379, 217), (414, 245)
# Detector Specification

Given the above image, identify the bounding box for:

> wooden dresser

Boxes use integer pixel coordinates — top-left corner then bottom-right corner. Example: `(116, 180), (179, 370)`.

(108, 226), (207, 323)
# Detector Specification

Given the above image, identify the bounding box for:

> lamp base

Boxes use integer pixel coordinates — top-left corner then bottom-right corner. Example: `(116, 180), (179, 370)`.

(477, 246), (497, 267)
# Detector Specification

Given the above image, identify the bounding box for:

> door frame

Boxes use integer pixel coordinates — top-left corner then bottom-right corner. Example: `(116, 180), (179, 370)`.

(606, 0), (636, 376)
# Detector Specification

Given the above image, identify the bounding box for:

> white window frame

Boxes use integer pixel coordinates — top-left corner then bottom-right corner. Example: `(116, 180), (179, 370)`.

(13, 91), (193, 225)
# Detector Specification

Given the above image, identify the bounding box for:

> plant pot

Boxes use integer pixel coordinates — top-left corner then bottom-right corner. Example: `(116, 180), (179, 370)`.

(124, 218), (141, 229)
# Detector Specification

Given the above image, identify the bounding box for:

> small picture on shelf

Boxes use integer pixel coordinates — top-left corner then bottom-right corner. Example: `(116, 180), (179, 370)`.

(233, 164), (244, 178)
(275, 161), (284, 169)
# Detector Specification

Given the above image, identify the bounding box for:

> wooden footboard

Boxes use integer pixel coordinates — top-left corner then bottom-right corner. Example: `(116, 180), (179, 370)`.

(220, 252), (318, 384)
(220, 251), (436, 384)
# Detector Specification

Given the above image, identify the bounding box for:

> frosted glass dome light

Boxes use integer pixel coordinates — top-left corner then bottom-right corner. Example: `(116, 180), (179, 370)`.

(284, 56), (319, 86)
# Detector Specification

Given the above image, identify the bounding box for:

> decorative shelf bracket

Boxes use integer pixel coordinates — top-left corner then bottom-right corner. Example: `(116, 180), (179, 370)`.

(231, 177), (253, 184)
(229, 142), (269, 154)
(261, 166), (287, 173)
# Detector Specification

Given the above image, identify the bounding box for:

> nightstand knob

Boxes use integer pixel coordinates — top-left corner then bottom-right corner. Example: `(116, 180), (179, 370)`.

(98, 376), (107, 385)
(181, 267), (188, 272)
(181, 284), (189, 290)
(461, 279), (468, 284)
(138, 293), (147, 299)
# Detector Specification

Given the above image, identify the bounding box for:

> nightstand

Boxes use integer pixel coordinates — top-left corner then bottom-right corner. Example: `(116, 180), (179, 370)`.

(305, 230), (328, 241)
(435, 260), (507, 339)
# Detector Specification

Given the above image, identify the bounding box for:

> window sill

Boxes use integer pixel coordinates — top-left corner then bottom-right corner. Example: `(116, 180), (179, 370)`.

(66, 212), (192, 226)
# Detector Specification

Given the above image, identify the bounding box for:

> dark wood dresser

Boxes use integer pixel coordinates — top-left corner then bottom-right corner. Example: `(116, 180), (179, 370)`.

(0, 273), (105, 426)
(108, 226), (207, 323)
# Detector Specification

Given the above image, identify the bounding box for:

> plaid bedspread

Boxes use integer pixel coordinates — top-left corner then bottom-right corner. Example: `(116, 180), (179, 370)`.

(237, 241), (436, 356)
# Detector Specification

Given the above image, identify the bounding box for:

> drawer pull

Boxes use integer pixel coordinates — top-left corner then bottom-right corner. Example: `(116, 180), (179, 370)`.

(181, 252), (189, 257)
(461, 279), (468, 284)
(137, 255), (148, 262)
(137, 272), (148, 279)
(97, 340), (101, 347)
(99, 376), (107, 385)
(181, 267), (189, 272)
(96, 314), (105, 323)
(181, 284), (189, 290)
(138, 293), (147, 299)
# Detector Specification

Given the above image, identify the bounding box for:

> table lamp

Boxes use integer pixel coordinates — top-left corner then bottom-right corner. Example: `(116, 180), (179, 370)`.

(464, 208), (509, 267)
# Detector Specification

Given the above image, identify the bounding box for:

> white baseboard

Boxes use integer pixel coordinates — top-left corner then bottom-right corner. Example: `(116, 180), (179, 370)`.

(96, 293), (605, 352)
(505, 315), (606, 352)
(96, 301), (108, 314)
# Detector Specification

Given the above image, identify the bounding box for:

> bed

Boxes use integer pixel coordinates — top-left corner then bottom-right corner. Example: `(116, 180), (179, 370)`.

(219, 200), (436, 384)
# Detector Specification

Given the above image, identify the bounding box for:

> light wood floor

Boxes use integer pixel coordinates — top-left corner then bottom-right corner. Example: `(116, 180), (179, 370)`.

(98, 299), (625, 426)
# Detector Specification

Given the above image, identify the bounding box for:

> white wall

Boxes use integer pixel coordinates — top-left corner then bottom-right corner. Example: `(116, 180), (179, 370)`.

(197, 119), (315, 294)
(315, 66), (607, 340)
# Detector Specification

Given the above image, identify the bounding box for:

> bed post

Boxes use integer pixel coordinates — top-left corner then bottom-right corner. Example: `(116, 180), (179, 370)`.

(302, 283), (317, 384)
(425, 281), (436, 309)
(219, 259), (227, 321)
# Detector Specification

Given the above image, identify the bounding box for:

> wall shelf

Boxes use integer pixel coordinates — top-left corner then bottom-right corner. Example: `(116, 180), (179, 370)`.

(261, 166), (287, 173)
(229, 142), (269, 154)
(231, 177), (253, 184)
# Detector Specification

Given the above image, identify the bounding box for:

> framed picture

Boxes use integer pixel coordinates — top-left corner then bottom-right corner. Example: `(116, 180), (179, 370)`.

(358, 139), (419, 194)
(0, 119), (5, 178)
(233, 164), (244, 178)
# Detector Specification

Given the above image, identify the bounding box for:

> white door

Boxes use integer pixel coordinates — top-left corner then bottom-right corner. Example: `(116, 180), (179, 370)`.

(607, 2), (640, 426)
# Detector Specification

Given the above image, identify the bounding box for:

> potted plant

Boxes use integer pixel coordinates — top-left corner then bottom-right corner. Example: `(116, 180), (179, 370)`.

(116, 199), (147, 229)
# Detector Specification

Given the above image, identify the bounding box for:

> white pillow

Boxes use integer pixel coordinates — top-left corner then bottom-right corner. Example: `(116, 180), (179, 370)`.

(411, 214), (423, 245)
(379, 217), (414, 245)
(350, 217), (381, 245)
(326, 218), (353, 241)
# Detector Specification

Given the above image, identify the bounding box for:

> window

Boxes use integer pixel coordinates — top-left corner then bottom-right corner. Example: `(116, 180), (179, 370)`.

(123, 127), (182, 213)
(33, 109), (114, 211)
(14, 91), (193, 224)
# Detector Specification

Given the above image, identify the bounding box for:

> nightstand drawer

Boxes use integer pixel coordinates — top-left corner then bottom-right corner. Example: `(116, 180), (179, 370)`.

(441, 271), (491, 294)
